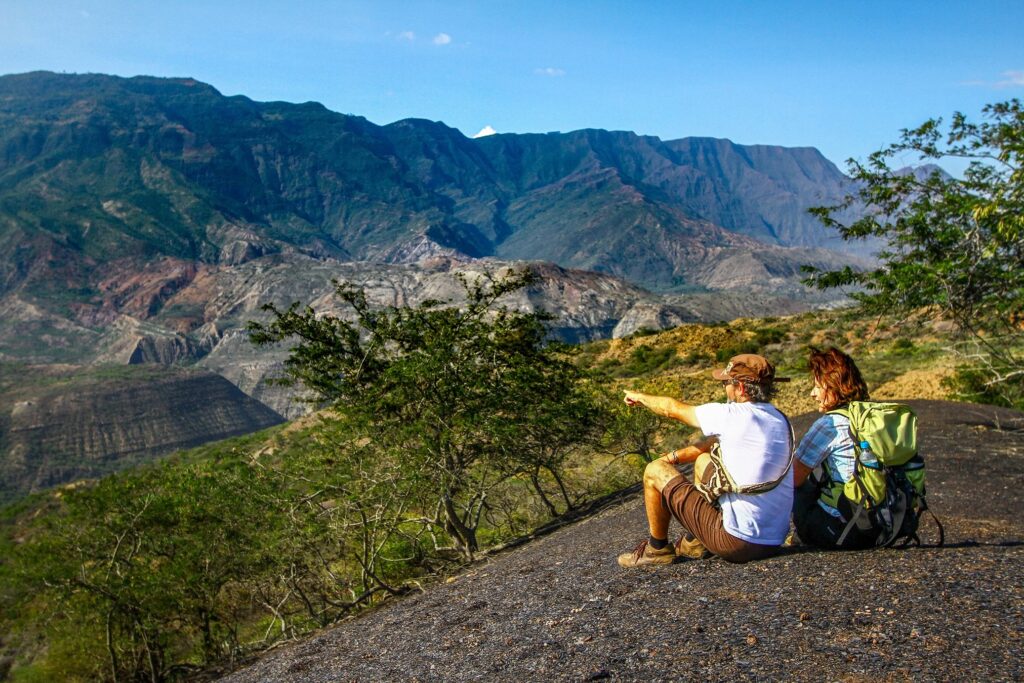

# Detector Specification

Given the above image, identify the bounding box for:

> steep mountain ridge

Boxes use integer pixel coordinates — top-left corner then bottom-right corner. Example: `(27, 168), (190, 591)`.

(0, 70), (868, 369)
(0, 71), (866, 300)
(0, 70), (873, 504)
(477, 130), (859, 254)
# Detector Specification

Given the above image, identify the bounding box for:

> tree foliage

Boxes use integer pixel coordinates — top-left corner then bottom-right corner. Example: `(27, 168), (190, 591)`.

(805, 100), (1024, 407)
(248, 269), (603, 557)
(3, 459), (285, 681)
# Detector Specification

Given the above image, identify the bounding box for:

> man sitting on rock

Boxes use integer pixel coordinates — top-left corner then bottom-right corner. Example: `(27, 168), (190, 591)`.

(619, 354), (793, 566)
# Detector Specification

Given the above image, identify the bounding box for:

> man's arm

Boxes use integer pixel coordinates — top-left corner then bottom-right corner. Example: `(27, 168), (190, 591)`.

(623, 390), (700, 428)
(660, 435), (718, 465)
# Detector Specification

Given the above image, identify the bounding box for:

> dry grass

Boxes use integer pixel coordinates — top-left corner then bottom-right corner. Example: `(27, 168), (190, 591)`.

(580, 308), (959, 418)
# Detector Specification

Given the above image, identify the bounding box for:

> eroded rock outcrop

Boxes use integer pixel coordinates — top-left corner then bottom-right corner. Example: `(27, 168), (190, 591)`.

(0, 369), (284, 503)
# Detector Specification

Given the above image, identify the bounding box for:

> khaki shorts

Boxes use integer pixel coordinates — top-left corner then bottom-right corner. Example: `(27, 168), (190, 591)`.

(662, 474), (779, 564)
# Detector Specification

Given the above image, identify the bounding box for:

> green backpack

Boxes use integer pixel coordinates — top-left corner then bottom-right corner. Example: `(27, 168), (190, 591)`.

(824, 401), (943, 547)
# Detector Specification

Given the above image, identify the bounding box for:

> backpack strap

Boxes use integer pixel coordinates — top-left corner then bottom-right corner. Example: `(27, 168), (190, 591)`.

(915, 493), (945, 548)
(926, 507), (945, 547)
(715, 408), (795, 496)
(850, 445), (879, 508)
(827, 405), (879, 545)
(836, 503), (864, 546)
(694, 408), (795, 501)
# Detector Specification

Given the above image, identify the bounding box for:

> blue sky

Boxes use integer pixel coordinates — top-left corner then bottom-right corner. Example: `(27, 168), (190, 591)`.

(2, 1), (1022, 171)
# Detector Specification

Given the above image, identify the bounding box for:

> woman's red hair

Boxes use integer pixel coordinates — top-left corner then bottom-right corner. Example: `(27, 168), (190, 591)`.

(808, 347), (869, 410)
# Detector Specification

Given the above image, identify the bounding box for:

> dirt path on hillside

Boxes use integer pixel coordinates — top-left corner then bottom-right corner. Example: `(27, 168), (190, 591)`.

(221, 400), (1024, 682)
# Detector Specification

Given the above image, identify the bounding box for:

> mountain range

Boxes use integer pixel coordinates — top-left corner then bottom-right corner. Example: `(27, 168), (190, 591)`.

(0, 70), (874, 499)
(0, 70), (866, 296)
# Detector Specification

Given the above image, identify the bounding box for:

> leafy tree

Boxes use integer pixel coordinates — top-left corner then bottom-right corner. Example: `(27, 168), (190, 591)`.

(265, 418), (438, 610)
(805, 100), (1024, 407)
(599, 390), (662, 463)
(248, 269), (602, 559)
(1, 270), (610, 680)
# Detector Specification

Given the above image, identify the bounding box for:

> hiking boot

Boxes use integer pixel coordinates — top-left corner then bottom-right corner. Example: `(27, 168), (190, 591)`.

(617, 539), (676, 568)
(675, 532), (711, 560)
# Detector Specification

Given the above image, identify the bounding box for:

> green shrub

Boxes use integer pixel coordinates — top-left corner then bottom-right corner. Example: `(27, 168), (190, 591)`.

(892, 338), (916, 354)
(681, 349), (712, 365)
(623, 345), (676, 376)
(754, 327), (786, 346)
(594, 357), (623, 377)
(629, 327), (659, 338)
(715, 340), (759, 362)
(944, 365), (1024, 411)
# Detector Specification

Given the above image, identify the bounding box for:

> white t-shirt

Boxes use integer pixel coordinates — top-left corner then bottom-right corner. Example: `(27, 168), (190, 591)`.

(693, 401), (793, 545)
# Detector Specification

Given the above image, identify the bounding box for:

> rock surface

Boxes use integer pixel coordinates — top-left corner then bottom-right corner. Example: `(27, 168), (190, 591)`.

(221, 400), (1024, 682)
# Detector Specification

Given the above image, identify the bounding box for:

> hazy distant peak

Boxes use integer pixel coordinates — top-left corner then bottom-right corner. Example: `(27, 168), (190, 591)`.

(894, 164), (952, 181)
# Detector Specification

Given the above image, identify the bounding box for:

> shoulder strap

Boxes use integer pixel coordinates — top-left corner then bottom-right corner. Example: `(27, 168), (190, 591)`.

(722, 408), (795, 495)
(827, 404), (852, 419)
(827, 401), (869, 480)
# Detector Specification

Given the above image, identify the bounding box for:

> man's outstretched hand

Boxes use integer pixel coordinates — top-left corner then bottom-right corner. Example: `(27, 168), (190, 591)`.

(623, 390), (644, 407)
(622, 390), (699, 428)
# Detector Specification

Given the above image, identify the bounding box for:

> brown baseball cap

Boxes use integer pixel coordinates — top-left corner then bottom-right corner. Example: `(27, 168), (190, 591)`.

(711, 353), (790, 384)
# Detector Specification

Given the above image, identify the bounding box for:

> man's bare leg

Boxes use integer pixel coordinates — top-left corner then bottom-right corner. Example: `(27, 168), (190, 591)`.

(617, 458), (683, 567)
(646, 457), (711, 559)
(644, 458), (683, 540)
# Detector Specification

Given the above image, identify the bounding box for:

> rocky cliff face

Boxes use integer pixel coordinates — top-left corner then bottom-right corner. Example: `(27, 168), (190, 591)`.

(0, 71), (867, 298)
(0, 367), (284, 504)
(190, 256), (709, 418)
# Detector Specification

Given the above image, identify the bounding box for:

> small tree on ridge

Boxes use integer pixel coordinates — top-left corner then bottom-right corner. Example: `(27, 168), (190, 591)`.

(247, 268), (601, 559)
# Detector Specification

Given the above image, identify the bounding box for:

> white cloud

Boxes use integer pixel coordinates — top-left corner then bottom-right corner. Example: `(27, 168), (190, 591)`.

(433, 33), (452, 45)
(473, 125), (497, 138)
(961, 70), (1024, 89)
(534, 67), (566, 77)
(995, 70), (1024, 88)
(398, 30), (415, 41)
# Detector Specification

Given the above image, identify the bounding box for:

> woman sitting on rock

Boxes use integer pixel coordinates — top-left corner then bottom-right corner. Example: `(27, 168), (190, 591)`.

(791, 347), (876, 549)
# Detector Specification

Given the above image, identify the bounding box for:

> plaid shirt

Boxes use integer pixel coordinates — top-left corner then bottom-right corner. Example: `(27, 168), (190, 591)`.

(795, 413), (857, 518)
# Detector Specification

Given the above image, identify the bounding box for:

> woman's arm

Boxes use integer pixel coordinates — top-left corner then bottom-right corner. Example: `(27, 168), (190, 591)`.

(792, 416), (837, 486)
(793, 461), (814, 486)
